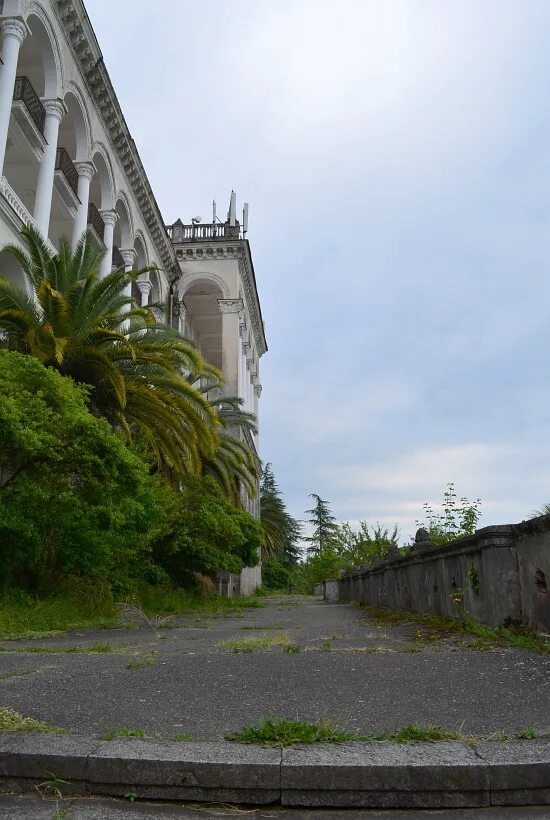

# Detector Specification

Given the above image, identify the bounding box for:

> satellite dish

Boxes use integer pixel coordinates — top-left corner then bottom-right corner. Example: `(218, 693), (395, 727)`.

(191, 216), (202, 224)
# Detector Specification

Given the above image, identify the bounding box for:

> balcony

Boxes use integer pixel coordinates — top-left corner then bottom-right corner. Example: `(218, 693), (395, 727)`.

(112, 245), (125, 269)
(11, 77), (46, 159)
(0, 175), (57, 256)
(166, 220), (242, 243)
(87, 202), (105, 246)
(53, 147), (80, 213)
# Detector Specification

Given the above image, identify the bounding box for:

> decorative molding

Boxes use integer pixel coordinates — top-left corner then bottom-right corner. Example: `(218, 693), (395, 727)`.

(53, 0), (177, 275)
(120, 248), (136, 268)
(0, 175), (56, 256)
(177, 269), (231, 300)
(0, 18), (28, 45)
(254, 383), (262, 398)
(74, 160), (95, 181)
(218, 298), (243, 315)
(176, 241), (267, 356)
(43, 98), (67, 121)
(99, 208), (118, 227)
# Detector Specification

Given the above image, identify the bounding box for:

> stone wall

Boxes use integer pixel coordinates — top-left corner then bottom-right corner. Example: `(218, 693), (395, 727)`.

(322, 517), (550, 632)
(215, 564), (262, 598)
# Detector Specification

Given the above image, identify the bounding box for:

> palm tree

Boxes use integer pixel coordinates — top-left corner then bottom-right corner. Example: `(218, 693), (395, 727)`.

(194, 379), (260, 503)
(0, 226), (220, 475)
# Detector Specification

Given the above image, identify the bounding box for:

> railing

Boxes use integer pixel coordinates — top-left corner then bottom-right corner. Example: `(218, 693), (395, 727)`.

(55, 147), (79, 196)
(112, 246), (125, 269)
(87, 202), (105, 238)
(165, 221), (242, 242)
(0, 175), (57, 256)
(13, 76), (46, 136)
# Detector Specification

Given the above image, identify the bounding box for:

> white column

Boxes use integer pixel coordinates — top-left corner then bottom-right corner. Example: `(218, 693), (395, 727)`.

(71, 161), (95, 250)
(120, 248), (136, 300)
(33, 99), (66, 237)
(99, 209), (118, 278)
(218, 299), (243, 397)
(0, 19), (27, 176)
(136, 278), (152, 307)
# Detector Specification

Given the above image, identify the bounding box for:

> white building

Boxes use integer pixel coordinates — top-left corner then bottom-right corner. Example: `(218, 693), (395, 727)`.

(0, 0), (267, 593)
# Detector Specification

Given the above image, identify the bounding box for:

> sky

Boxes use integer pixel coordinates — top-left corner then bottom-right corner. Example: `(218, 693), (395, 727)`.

(87, 0), (550, 540)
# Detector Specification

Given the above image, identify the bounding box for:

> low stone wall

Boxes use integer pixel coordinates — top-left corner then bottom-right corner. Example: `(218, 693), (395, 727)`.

(322, 517), (550, 632)
(215, 564), (262, 598)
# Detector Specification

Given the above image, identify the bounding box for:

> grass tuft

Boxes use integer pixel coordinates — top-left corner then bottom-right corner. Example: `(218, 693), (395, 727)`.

(101, 726), (146, 740)
(226, 717), (361, 747)
(0, 706), (63, 733)
(221, 633), (291, 653)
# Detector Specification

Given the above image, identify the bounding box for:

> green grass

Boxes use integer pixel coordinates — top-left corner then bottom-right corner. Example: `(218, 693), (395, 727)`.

(221, 633), (291, 653)
(226, 718), (481, 747)
(0, 706), (63, 733)
(0, 586), (264, 641)
(171, 732), (194, 741)
(126, 651), (156, 669)
(362, 606), (550, 654)
(0, 643), (115, 654)
(101, 726), (147, 740)
(226, 717), (362, 747)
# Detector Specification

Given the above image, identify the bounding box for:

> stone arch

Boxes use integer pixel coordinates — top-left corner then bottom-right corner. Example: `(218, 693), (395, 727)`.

(22, 7), (62, 98)
(89, 143), (114, 211)
(132, 233), (148, 304)
(59, 85), (91, 161)
(182, 277), (225, 369)
(114, 193), (133, 251)
(178, 270), (230, 300)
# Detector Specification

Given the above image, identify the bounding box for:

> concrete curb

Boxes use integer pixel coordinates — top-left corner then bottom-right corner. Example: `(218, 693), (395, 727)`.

(0, 734), (549, 808)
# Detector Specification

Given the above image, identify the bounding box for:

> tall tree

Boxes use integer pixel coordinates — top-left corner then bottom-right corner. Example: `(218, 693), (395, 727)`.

(304, 493), (337, 553)
(260, 463), (302, 563)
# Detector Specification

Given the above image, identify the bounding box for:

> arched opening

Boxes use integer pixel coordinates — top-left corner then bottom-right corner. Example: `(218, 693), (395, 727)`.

(49, 90), (90, 249)
(87, 149), (113, 250)
(183, 280), (223, 370)
(3, 13), (59, 221)
(113, 197), (132, 270)
(132, 235), (148, 305)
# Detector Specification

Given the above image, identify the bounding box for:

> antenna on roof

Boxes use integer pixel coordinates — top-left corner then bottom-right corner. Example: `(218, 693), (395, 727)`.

(228, 190), (236, 227)
(212, 199), (216, 224)
(242, 202), (249, 236)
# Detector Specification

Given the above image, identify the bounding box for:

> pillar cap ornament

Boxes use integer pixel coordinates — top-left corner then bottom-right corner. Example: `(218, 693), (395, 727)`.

(218, 298), (243, 314)
(42, 98), (67, 121)
(1, 18), (29, 45)
(99, 209), (118, 227)
(74, 160), (96, 181)
(120, 248), (137, 268)
(136, 279), (153, 296)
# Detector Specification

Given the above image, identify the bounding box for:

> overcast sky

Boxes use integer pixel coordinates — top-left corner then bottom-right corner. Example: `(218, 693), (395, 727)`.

(87, 0), (550, 539)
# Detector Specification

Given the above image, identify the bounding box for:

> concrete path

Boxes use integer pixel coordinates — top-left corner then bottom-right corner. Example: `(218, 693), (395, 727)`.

(0, 595), (548, 740)
(2, 794), (550, 819)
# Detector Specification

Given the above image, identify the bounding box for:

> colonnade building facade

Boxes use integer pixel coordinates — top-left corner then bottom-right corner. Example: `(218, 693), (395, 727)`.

(0, 2), (267, 555)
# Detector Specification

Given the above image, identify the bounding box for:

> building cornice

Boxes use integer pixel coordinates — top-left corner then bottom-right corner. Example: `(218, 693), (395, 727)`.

(53, 0), (176, 275)
(174, 239), (267, 356)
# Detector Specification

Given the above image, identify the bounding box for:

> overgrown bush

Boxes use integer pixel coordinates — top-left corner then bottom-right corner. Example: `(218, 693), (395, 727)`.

(416, 483), (481, 545)
(0, 351), (261, 597)
(0, 351), (169, 592)
(262, 558), (290, 590)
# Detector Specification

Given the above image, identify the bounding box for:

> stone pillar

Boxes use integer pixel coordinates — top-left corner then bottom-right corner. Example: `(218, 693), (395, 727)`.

(99, 209), (118, 278)
(33, 98), (66, 237)
(173, 300), (186, 335)
(71, 161), (95, 250)
(120, 248), (136, 300)
(136, 278), (152, 307)
(0, 19), (27, 176)
(218, 299), (243, 397)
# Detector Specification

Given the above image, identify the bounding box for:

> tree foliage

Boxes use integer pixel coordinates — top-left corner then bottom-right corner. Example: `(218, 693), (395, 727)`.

(416, 483), (481, 545)
(304, 493), (337, 553)
(260, 464), (302, 563)
(0, 350), (262, 595)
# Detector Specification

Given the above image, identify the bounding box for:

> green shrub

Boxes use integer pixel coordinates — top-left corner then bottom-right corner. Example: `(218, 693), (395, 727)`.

(0, 351), (170, 591)
(263, 558), (290, 590)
